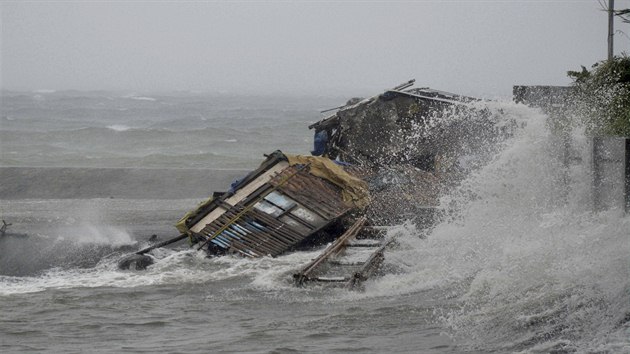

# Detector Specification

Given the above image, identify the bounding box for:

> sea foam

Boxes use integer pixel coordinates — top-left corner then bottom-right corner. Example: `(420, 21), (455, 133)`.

(365, 102), (629, 352)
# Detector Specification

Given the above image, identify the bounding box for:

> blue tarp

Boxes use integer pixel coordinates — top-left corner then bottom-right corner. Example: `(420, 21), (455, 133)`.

(311, 130), (328, 156)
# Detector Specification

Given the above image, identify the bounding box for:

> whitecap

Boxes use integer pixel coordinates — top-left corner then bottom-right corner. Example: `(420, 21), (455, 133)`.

(129, 96), (157, 102)
(106, 124), (132, 132)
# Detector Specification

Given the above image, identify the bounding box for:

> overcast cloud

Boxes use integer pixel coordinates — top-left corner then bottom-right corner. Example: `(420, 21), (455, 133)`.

(1, 0), (629, 97)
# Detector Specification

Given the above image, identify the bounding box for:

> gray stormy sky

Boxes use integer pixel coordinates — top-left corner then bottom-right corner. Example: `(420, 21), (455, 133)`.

(1, 1), (629, 98)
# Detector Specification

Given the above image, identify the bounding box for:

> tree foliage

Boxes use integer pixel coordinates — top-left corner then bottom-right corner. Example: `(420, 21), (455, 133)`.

(568, 55), (630, 137)
(614, 8), (630, 23)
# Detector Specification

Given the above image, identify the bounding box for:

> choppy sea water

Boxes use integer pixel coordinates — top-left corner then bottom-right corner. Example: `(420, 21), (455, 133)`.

(1, 91), (628, 353)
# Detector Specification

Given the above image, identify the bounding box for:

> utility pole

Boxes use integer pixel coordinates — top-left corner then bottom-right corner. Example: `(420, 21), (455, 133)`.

(608, 0), (614, 60)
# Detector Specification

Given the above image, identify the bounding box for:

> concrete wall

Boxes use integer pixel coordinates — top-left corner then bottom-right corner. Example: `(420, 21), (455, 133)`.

(0, 167), (246, 199)
(593, 137), (629, 211)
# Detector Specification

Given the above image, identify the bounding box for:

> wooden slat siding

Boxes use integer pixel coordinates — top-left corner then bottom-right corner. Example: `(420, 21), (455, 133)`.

(237, 225), (290, 256)
(203, 208), (301, 257)
(213, 207), (297, 253)
(261, 198), (318, 230)
(224, 222), (282, 256)
(236, 224), (288, 257)
(210, 219), (274, 256)
(279, 186), (334, 219)
(270, 168), (348, 219)
(242, 223), (290, 256)
(241, 215), (299, 246)
(228, 238), (264, 258)
(280, 212), (317, 230)
(211, 235), (230, 249)
(228, 220), (287, 252)
(207, 221), (284, 257)
(278, 168), (344, 214)
(227, 226), (270, 257)
(199, 211), (235, 240)
(248, 209), (305, 241)
(203, 211), (277, 256)
(294, 171), (348, 214)
(217, 230), (264, 257)
(233, 227), (277, 256)
(213, 230), (262, 258)
(249, 194), (358, 254)
(235, 219), (287, 256)
(202, 167), (344, 237)
(194, 164), (357, 258)
(205, 205), (246, 233)
(198, 210), (266, 257)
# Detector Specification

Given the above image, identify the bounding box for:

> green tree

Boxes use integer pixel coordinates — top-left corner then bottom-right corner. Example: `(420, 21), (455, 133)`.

(568, 55), (630, 136)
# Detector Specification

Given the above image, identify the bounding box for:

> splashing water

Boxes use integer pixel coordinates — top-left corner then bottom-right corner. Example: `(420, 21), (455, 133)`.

(1, 95), (627, 352)
(366, 101), (629, 352)
(0, 247), (323, 296)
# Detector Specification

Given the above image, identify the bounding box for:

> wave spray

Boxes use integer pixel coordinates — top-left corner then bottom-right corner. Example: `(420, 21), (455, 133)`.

(371, 102), (629, 352)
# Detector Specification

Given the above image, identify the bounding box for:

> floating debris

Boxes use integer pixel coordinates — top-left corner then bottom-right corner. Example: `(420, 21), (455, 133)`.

(0, 220), (27, 238)
(0, 220), (10, 237)
(293, 216), (393, 289)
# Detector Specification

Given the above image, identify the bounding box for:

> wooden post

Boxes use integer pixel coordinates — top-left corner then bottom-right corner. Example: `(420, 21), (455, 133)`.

(135, 233), (188, 255)
(0, 220), (11, 237)
(625, 138), (630, 213)
(593, 137), (603, 211)
(608, 0), (614, 60)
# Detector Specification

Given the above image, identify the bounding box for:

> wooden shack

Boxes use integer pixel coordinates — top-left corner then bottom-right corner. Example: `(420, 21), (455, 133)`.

(175, 151), (370, 257)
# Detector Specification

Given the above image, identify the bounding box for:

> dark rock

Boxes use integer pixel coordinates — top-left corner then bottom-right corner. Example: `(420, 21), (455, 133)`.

(117, 254), (154, 270)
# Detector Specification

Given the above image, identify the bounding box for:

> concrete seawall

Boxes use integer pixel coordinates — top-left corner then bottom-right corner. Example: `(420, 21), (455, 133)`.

(0, 167), (247, 199)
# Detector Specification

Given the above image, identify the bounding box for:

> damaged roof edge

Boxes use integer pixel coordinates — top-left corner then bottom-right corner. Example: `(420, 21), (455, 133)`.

(308, 79), (479, 131)
(178, 151), (288, 233)
(308, 79), (415, 130)
(386, 90), (478, 106)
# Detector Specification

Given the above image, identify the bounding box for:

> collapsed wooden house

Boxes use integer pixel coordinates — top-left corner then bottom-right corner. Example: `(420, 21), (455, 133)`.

(123, 80), (506, 287)
(174, 151), (370, 258)
(308, 79), (505, 225)
(309, 79), (480, 169)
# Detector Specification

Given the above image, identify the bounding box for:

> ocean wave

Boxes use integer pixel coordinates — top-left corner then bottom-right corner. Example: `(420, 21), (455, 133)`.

(52, 124), (265, 136)
(106, 124), (133, 132)
(126, 96), (157, 102)
(0, 246), (320, 296)
(360, 102), (630, 352)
